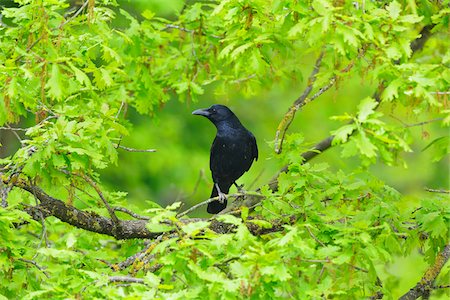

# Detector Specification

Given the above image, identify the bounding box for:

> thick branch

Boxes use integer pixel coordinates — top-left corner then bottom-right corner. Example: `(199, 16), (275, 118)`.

(17, 182), (159, 240)
(10, 180), (290, 239)
(399, 244), (450, 300)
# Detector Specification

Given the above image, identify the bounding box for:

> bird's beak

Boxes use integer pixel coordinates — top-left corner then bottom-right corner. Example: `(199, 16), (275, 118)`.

(192, 108), (210, 117)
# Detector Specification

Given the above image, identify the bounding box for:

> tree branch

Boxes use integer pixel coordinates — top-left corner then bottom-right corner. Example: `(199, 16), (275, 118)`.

(268, 23), (436, 192)
(109, 276), (145, 285)
(425, 188), (450, 194)
(399, 244), (450, 300)
(274, 50), (325, 154)
(115, 145), (157, 153)
(177, 191), (264, 218)
(7, 179), (290, 239)
(77, 173), (120, 225)
(16, 181), (160, 240)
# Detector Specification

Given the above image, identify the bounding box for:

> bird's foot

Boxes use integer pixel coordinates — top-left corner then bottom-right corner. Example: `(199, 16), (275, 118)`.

(215, 183), (227, 203)
(234, 182), (245, 193)
(218, 191), (227, 204)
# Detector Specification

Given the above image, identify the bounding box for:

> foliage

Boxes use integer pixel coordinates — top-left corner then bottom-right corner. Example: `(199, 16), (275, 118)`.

(0, 0), (449, 299)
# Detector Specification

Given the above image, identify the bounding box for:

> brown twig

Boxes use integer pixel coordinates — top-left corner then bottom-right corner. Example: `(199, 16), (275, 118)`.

(273, 47), (366, 154)
(274, 50), (325, 154)
(389, 116), (444, 128)
(305, 225), (325, 247)
(267, 24), (436, 192)
(76, 173), (120, 225)
(18, 258), (50, 278)
(113, 206), (150, 220)
(58, 0), (89, 30)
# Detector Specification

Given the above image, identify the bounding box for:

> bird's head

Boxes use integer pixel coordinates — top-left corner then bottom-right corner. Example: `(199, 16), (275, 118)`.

(192, 104), (235, 123)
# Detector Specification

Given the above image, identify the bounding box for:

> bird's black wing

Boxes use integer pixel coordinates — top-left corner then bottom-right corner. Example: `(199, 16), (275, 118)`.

(250, 131), (258, 162)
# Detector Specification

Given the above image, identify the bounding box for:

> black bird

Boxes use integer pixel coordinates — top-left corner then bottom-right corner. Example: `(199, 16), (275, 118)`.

(192, 104), (258, 214)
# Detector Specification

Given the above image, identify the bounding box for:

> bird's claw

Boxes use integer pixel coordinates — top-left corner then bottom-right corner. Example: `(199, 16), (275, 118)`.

(234, 182), (245, 193)
(218, 192), (227, 204)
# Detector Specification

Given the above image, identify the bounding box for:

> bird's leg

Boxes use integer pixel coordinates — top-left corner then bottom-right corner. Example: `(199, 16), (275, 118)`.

(233, 182), (245, 193)
(215, 183), (227, 203)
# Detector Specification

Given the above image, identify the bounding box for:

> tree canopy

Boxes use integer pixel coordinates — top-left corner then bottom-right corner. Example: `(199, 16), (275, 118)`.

(0, 0), (449, 299)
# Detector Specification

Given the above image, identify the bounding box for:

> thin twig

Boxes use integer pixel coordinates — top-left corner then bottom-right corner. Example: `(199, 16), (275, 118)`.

(232, 74), (256, 84)
(305, 225), (325, 247)
(115, 101), (126, 119)
(177, 195), (224, 218)
(76, 173), (120, 225)
(3, 124), (23, 142)
(429, 91), (450, 95)
(436, 284), (450, 289)
(58, 1), (89, 30)
(18, 258), (50, 278)
(164, 24), (222, 39)
(424, 188), (450, 194)
(109, 276), (145, 285)
(274, 50), (325, 154)
(316, 265), (326, 284)
(0, 126), (28, 131)
(113, 206), (150, 220)
(389, 115), (444, 128)
(274, 47), (366, 154)
(115, 145), (156, 153)
(177, 192), (264, 218)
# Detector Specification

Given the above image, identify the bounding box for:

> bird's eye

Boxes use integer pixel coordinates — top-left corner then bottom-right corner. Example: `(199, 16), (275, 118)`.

(211, 108), (216, 113)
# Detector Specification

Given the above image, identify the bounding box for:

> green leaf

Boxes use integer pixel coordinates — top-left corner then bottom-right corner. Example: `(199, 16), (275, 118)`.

(230, 43), (253, 59)
(246, 219), (272, 229)
(69, 64), (92, 87)
(387, 1), (402, 20)
(181, 221), (210, 235)
(166, 202), (182, 210)
(190, 81), (204, 95)
(331, 124), (356, 144)
(400, 14), (423, 24)
(312, 0), (332, 16)
(142, 10), (155, 20)
(386, 45), (402, 60)
(216, 214), (242, 225)
(357, 97), (378, 122)
(46, 64), (64, 100)
(146, 221), (174, 233)
(355, 132), (377, 158)
(382, 79), (402, 101)
(419, 212), (448, 239)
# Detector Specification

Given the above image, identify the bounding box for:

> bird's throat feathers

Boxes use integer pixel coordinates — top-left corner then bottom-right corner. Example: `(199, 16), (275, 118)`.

(214, 116), (244, 133)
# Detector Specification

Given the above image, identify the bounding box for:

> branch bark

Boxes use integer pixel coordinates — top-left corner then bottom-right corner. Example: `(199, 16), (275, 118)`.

(399, 244), (450, 300)
(9, 179), (291, 239)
